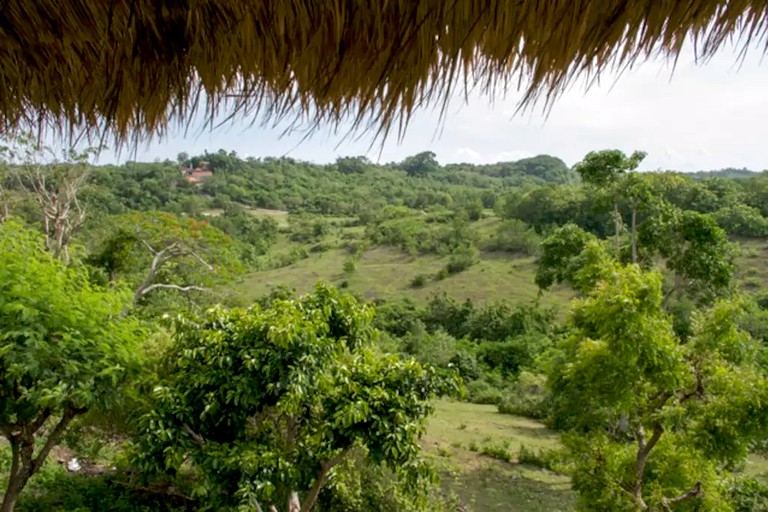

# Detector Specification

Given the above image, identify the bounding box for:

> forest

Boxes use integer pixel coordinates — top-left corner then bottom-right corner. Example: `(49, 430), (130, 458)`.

(2, 138), (768, 512)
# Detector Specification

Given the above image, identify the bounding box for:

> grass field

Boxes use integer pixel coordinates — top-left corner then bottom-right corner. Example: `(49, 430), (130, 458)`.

(236, 246), (573, 308)
(425, 400), (575, 512)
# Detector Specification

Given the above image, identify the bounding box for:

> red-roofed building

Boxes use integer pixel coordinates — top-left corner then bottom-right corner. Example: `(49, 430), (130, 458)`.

(179, 160), (213, 185)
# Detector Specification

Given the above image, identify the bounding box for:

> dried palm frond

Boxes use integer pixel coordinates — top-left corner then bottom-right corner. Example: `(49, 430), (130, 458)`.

(0, 0), (765, 143)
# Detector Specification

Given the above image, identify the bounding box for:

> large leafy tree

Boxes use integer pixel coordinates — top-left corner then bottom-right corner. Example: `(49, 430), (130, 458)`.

(400, 151), (439, 177)
(0, 222), (141, 512)
(547, 243), (768, 511)
(135, 284), (456, 512)
(573, 149), (646, 256)
(536, 207), (735, 306)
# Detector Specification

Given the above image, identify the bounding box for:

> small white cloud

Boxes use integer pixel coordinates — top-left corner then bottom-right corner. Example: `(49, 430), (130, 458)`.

(453, 147), (483, 162)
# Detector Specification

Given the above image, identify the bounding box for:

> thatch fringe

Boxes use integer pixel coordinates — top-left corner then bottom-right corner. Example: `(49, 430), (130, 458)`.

(0, 0), (766, 142)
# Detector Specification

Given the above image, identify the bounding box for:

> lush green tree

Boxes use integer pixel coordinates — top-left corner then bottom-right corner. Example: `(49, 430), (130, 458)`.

(573, 149), (646, 255)
(134, 285), (456, 512)
(208, 204), (279, 261)
(638, 207), (736, 304)
(713, 204), (768, 237)
(535, 224), (603, 292)
(538, 209), (735, 306)
(334, 156), (371, 174)
(548, 256), (768, 511)
(400, 151), (439, 177)
(0, 222), (141, 512)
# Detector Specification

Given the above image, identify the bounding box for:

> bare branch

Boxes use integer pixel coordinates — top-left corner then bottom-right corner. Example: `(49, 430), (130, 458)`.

(138, 284), (208, 298)
(189, 250), (214, 271)
(181, 423), (206, 447)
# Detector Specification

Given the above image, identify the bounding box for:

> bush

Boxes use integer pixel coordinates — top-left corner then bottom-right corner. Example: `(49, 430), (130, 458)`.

(410, 274), (429, 288)
(16, 472), (190, 512)
(443, 246), (478, 275)
(517, 445), (562, 472)
(466, 380), (503, 405)
(487, 219), (541, 255)
(448, 351), (481, 382)
(317, 448), (454, 512)
(714, 204), (768, 237)
(372, 299), (421, 337)
(480, 441), (513, 463)
(343, 256), (358, 273)
(478, 335), (550, 376)
(728, 477), (768, 511)
(268, 247), (309, 268)
(497, 372), (549, 419)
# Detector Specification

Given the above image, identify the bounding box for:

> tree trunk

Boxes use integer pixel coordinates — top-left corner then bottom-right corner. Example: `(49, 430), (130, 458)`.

(613, 202), (622, 257)
(1, 439), (24, 512)
(630, 201), (638, 264)
(632, 424), (664, 510)
(1, 411), (77, 512)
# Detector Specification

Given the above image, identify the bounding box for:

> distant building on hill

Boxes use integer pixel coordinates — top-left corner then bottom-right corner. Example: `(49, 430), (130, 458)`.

(179, 160), (213, 185)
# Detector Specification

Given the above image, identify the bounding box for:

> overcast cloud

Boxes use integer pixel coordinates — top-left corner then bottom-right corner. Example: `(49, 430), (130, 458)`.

(106, 43), (768, 173)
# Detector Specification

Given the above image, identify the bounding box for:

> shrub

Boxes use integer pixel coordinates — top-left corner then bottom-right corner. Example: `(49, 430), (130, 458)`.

(410, 274), (429, 288)
(443, 246), (478, 275)
(15, 472), (190, 512)
(478, 335), (550, 376)
(480, 442), (513, 463)
(497, 372), (549, 419)
(517, 445), (562, 472)
(488, 219), (541, 255)
(343, 256), (358, 273)
(727, 477), (768, 512)
(317, 447), (454, 512)
(466, 380), (503, 405)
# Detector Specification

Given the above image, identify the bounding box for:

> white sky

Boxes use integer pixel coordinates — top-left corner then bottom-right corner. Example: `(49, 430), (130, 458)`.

(104, 43), (768, 173)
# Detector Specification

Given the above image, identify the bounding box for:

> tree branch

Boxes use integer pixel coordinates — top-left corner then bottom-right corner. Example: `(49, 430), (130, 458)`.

(300, 448), (352, 512)
(660, 482), (702, 511)
(188, 250), (214, 271)
(30, 407), (79, 474)
(181, 423), (206, 447)
(633, 423), (664, 510)
(138, 284), (208, 298)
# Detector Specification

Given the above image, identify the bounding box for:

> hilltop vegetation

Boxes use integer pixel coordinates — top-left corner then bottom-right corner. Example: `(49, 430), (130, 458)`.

(2, 140), (768, 511)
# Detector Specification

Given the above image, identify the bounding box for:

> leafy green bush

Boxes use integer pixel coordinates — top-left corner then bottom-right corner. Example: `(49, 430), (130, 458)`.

(443, 246), (478, 275)
(16, 473), (189, 512)
(479, 441), (513, 463)
(410, 274), (429, 288)
(728, 477), (768, 511)
(517, 445), (562, 472)
(343, 256), (358, 273)
(487, 219), (541, 255)
(478, 335), (550, 376)
(714, 204), (768, 237)
(497, 372), (549, 419)
(466, 380), (503, 405)
(317, 447), (454, 512)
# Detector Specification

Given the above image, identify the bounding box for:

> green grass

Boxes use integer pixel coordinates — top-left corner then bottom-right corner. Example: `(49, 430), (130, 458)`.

(236, 246), (572, 308)
(735, 239), (768, 292)
(425, 400), (575, 512)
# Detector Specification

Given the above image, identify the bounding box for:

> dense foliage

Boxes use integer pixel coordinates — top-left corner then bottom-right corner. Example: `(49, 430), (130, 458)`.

(2, 142), (768, 511)
(134, 285), (456, 511)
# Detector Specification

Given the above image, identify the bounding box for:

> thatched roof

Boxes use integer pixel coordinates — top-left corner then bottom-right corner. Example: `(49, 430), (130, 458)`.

(1, 1), (766, 141)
